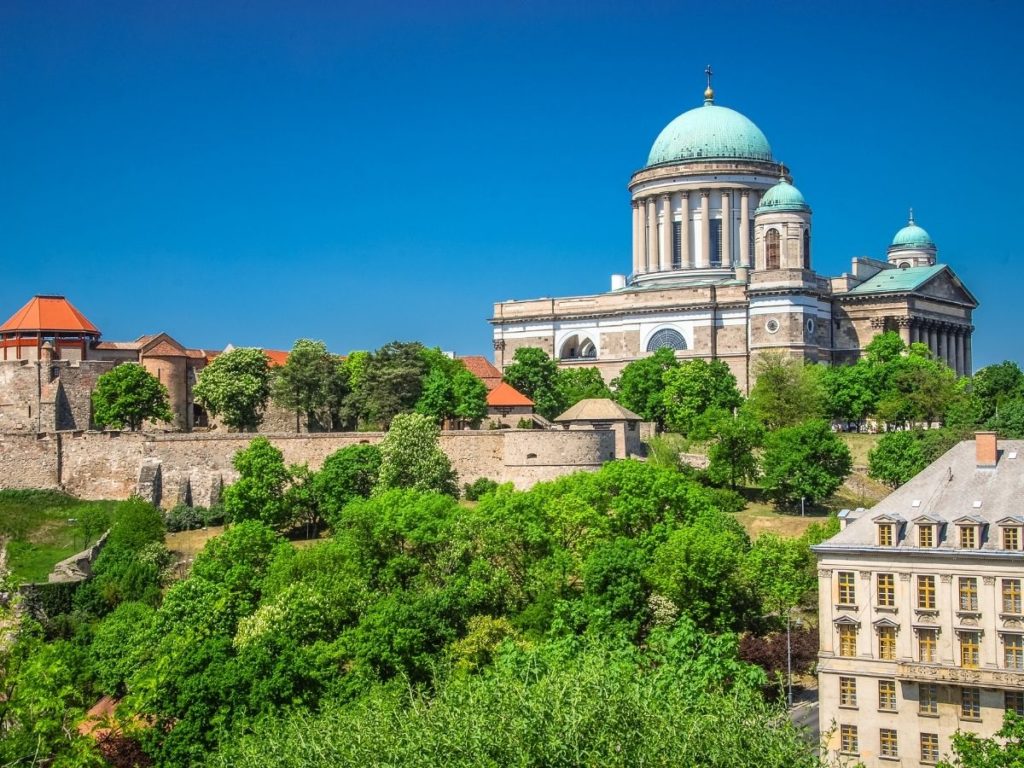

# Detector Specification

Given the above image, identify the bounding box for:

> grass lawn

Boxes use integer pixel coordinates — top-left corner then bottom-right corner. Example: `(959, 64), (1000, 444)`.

(838, 432), (882, 469)
(0, 490), (119, 583)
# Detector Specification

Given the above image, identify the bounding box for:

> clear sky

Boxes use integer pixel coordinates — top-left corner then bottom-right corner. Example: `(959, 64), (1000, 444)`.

(1, 1), (1021, 368)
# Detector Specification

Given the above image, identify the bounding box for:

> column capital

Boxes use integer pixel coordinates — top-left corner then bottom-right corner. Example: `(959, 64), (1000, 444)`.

(740, 189), (750, 198)
(631, 199), (640, 209)
(679, 190), (689, 199)
(660, 193), (671, 201)
(700, 189), (711, 199)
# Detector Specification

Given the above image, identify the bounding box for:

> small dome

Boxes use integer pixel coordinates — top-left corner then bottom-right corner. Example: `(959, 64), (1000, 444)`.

(646, 101), (773, 167)
(755, 179), (810, 214)
(890, 218), (935, 250)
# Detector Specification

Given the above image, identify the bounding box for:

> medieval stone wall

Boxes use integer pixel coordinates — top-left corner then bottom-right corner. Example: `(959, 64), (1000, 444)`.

(0, 428), (613, 505)
(0, 362), (41, 432)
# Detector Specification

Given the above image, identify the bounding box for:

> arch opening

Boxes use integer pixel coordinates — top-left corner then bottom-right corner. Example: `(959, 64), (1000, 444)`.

(646, 328), (687, 352)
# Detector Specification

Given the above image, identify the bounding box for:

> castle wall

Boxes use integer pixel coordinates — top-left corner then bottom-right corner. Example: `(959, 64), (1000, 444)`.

(0, 362), (42, 432)
(0, 428), (610, 505)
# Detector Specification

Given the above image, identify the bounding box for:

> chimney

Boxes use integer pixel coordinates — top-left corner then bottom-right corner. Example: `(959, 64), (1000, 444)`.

(976, 431), (998, 468)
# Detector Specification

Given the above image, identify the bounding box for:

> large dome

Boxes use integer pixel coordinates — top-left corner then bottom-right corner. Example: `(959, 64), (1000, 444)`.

(756, 179), (810, 213)
(646, 101), (773, 167)
(890, 221), (935, 250)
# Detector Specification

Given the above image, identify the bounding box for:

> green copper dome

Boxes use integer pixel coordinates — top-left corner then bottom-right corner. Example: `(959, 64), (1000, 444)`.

(890, 216), (935, 250)
(755, 179), (810, 214)
(646, 101), (773, 167)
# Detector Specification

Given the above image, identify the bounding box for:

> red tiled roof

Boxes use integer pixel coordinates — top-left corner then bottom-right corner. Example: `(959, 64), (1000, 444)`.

(145, 340), (186, 357)
(487, 382), (533, 407)
(94, 341), (143, 351)
(264, 349), (289, 367)
(0, 295), (100, 335)
(458, 355), (503, 390)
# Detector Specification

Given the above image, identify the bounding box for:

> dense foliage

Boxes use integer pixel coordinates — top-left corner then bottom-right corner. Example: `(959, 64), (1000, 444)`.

(194, 347), (273, 431)
(271, 339), (350, 430)
(91, 363), (174, 431)
(937, 711), (1024, 768)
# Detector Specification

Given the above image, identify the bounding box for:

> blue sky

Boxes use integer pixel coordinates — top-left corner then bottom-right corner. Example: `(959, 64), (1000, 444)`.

(1, 1), (1021, 368)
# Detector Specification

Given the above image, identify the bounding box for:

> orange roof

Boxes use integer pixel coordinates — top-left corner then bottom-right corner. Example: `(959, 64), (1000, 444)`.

(264, 349), (289, 367)
(0, 295), (100, 335)
(486, 382), (533, 407)
(145, 340), (186, 357)
(458, 355), (503, 390)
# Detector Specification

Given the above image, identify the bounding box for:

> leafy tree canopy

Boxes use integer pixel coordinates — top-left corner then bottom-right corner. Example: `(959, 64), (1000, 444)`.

(502, 347), (566, 421)
(760, 419), (852, 507)
(313, 443), (382, 529)
(747, 353), (825, 429)
(868, 429), (928, 488)
(376, 412), (458, 497)
(611, 348), (679, 429)
(91, 362), (174, 431)
(662, 359), (742, 436)
(352, 341), (428, 428)
(271, 339), (349, 431)
(194, 347), (272, 431)
(222, 437), (293, 529)
(556, 367), (612, 410)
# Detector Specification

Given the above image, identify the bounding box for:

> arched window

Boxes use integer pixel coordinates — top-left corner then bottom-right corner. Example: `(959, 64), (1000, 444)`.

(646, 328), (687, 352)
(559, 334), (597, 359)
(766, 229), (780, 270)
(803, 229), (811, 270)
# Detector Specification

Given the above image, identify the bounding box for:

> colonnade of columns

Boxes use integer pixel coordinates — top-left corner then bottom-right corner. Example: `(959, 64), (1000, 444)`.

(631, 188), (757, 276)
(891, 317), (973, 376)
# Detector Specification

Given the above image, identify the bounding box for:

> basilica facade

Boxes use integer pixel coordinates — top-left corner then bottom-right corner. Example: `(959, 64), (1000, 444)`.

(490, 76), (978, 392)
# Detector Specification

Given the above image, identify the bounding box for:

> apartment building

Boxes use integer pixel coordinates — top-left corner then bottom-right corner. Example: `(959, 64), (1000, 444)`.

(815, 433), (1024, 767)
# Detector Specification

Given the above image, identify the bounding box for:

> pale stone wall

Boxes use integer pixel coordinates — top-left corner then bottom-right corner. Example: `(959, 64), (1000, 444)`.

(0, 362), (41, 432)
(0, 428), (615, 503)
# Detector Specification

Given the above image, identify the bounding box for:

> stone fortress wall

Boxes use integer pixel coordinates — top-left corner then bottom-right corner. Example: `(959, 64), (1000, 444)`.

(0, 428), (617, 507)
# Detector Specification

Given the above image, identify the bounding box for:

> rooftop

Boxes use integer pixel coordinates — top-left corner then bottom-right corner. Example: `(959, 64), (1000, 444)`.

(555, 398), (641, 422)
(844, 264), (946, 295)
(816, 437), (1024, 555)
(458, 355), (503, 390)
(0, 295), (100, 336)
(486, 382), (533, 407)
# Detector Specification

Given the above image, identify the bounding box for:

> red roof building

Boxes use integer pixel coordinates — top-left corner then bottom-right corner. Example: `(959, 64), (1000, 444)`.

(0, 295), (101, 360)
(486, 382), (533, 408)
(458, 355), (503, 391)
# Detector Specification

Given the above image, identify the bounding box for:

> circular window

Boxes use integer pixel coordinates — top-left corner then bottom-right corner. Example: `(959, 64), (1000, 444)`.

(806, 318), (815, 334)
(765, 319), (780, 334)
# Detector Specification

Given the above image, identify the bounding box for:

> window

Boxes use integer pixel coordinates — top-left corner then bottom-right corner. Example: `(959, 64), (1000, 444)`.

(921, 733), (939, 763)
(671, 221), (682, 269)
(878, 523), (894, 546)
(748, 222), (754, 262)
(920, 683), (938, 715)
(709, 218), (723, 267)
(918, 629), (938, 663)
(646, 328), (687, 353)
(802, 228), (811, 270)
(1003, 579), (1022, 614)
(880, 728), (898, 758)
(919, 524), (935, 548)
(918, 575), (936, 610)
(839, 571), (856, 606)
(1004, 634), (1024, 669)
(961, 687), (981, 718)
(839, 624), (858, 657)
(1006, 690), (1024, 715)
(877, 573), (895, 607)
(878, 679), (897, 711)
(960, 632), (981, 669)
(765, 228), (780, 269)
(960, 525), (978, 549)
(839, 676), (857, 707)
(878, 626), (897, 660)
(959, 577), (979, 612)
(1004, 527), (1021, 551)
(840, 724), (859, 755)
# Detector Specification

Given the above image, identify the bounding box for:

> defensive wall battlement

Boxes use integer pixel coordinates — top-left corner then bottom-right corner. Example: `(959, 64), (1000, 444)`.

(0, 428), (616, 507)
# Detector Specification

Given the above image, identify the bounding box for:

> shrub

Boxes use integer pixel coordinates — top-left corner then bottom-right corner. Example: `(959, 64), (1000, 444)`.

(462, 477), (499, 501)
(163, 504), (204, 532)
(704, 486), (746, 514)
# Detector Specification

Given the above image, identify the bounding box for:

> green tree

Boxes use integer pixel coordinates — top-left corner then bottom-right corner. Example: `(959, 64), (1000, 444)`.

(868, 430), (928, 488)
(661, 359), (742, 436)
(743, 533), (815, 620)
(271, 339), (348, 431)
(874, 350), (957, 428)
(452, 368), (488, 424)
(612, 347), (679, 429)
(705, 410), (763, 489)
(91, 362), (174, 430)
(352, 341), (428, 428)
(313, 443), (382, 529)
(821, 362), (877, 430)
(938, 711), (1024, 768)
(747, 353), (825, 429)
(556, 367), (612, 409)
(415, 366), (457, 425)
(90, 600), (156, 695)
(972, 361), (1024, 422)
(760, 420), (852, 507)
(194, 347), (272, 431)
(223, 437), (292, 528)
(864, 330), (907, 364)
(502, 347), (566, 421)
(376, 412), (458, 496)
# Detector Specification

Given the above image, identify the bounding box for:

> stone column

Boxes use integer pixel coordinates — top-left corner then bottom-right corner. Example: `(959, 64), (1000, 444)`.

(637, 198), (648, 273)
(965, 330), (973, 375)
(659, 194), (672, 272)
(631, 200), (640, 275)
(739, 191), (750, 268)
(897, 317), (911, 346)
(647, 198), (659, 272)
(955, 329), (966, 376)
(926, 324), (936, 357)
(943, 328), (954, 370)
(721, 189), (732, 266)
(699, 190), (710, 269)
(909, 321), (918, 345)
(679, 192), (691, 268)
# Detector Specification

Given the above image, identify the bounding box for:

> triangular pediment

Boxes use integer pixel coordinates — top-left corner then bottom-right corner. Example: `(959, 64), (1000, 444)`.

(138, 332), (187, 357)
(915, 267), (978, 307)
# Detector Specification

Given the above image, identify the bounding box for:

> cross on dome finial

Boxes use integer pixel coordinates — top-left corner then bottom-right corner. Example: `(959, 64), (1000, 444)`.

(704, 65), (714, 103)
(908, 207), (915, 225)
